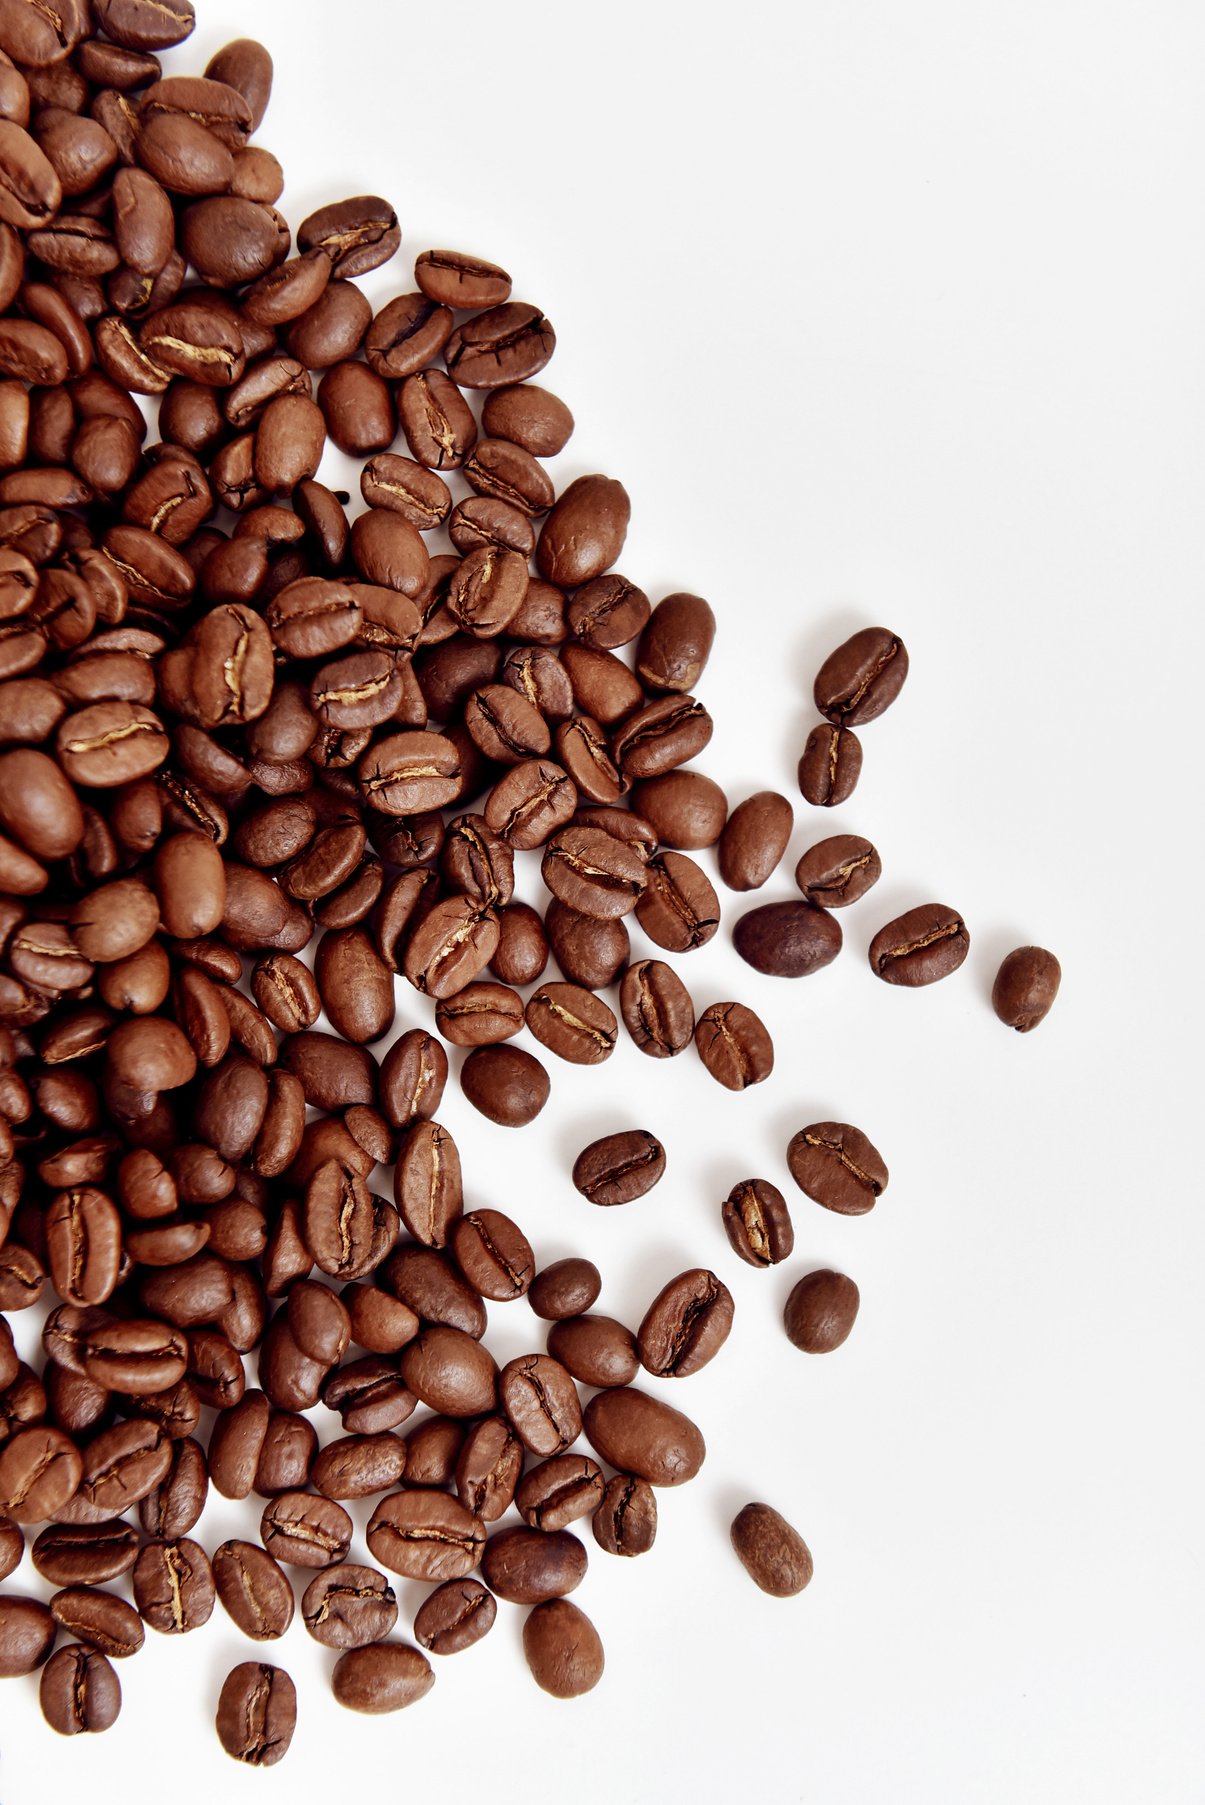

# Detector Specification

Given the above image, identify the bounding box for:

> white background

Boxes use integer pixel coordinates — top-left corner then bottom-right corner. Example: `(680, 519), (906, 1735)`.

(4, 2), (1204, 1800)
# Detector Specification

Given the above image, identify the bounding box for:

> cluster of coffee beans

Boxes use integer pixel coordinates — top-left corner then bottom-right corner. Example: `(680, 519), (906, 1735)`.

(0, 0), (1060, 1764)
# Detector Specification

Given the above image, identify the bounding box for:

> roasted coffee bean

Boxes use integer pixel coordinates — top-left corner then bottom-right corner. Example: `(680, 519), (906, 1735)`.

(413, 1577), (496, 1656)
(786, 1121), (889, 1215)
(444, 301), (555, 389)
(451, 1209), (534, 1301)
(592, 1473), (657, 1557)
(635, 591), (715, 693)
(315, 925), (394, 1044)
(40, 1644), (121, 1735)
(694, 1001), (773, 1090)
(0, 1424), (83, 1521)
(366, 1490), (485, 1582)
(572, 1129), (666, 1206)
(522, 1598), (604, 1698)
(212, 1539), (294, 1640)
(382, 1245), (486, 1339)
(441, 813), (515, 905)
(498, 1353), (582, 1456)
(321, 1360), (414, 1436)
(798, 722), (862, 806)
(631, 768), (727, 849)
(31, 1521), (139, 1587)
(305, 1159), (397, 1280)
(393, 1120), (462, 1248)
(545, 1315), (640, 1390)
(463, 681), (550, 763)
(868, 902), (969, 986)
(379, 1029), (448, 1129)
(515, 1455), (605, 1532)
(400, 1324), (497, 1418)
(0, 1514), (22, 1580)
(537, 473), (629, 586)
(402, 1416), (465, 1489)
(299, 193), (399, 276)
(730, 1501), (813, 1596)
(992, 945), (1061, 1030)
(814, 626), (908, 726)
(459, 1043), (551, 1127)
(331, 1641), (434, 1714)
(543, 899), (626, 989)
(525, 981), (617, 1065)
(132, 1536), (214, 1632)
(722, 1179), (794, 1267)
(481, 1525), (587, 1604)
(312, 1433), (406, 1500)
(484, 757), (577, 849)
(455, 1416), (524, 1522)
(302, 1562), (396, 1649)
(619, 958), (694, 1056)
(398, 368), (476, 469)
(718, 791), (794, 891)
(49, 1587), (144, 1659)
(415, 248), (510, 307)
(634, 852), (719, 953)
(342, 1285), (418, 1357)
(215, 1661), (296, 1767)
(733, 899), (843, 978)
(260, 1491), (352, 1569)
(482, 382), (573, 456)
(541, 824), (647, 919)
(0, 1593), (55, 1676)
(138, 1434), (207, 1537)
(794, 833), (882, 907)
(637, 1269), (734, 1378)
(583, 1386), (705, 1486)
(435, 980), (524, 1048)
(784, 1269), (860, 1353)
(403, 894), (499, 1000)
(528, 1258), (601, 1322)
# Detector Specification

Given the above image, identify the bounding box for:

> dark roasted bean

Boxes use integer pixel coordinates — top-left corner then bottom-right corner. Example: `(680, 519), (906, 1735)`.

(786, 1121), (889, 1215)
(868, 902), (969, 986)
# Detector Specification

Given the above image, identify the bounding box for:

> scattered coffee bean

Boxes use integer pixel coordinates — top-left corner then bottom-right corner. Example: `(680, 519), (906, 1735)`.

(583, 1386), (705, 1486)
(637, 1269), (734, 1377)
(783, 1270), (860, 1352)
(215, 1661), (296, 1766)
(730, 1502), (814, 1597)
(694, 1001), (774, 1089)
(786, 1122), (889, 1216)
(413, 1577), (497, 1655)
(572, 1129), (666, 1205)
(331, 1641), (435, 1714)
(527, 1258), (601, 1322)
(992, 945), (1061, 1030)
(522, 1598), (604, 1698)
(733, 899), (843, 978)
(794, 834), (882, 907)
(301, 1562), (397, 1649)
(798, 722), (862, 806)
(813, 626), (908, 726)
(40, 1643), (121, 1735)
(592, 1474), (657, 1557)
(721, 1179), (795, 1267)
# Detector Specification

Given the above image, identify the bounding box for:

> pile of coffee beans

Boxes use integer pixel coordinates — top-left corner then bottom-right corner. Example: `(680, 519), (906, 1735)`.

(0, 0), (1060, 1761)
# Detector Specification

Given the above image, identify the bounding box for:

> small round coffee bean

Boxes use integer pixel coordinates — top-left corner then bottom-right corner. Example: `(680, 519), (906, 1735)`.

(435, 981), (524, 1048)
(718, 790), (794, 891)
(795, 834), (882, 907)
(515, 1455), (605, 1532)
(525, 981), (617, 1065)
(413, 1578), (497, 1656)
(331, 1641), (434, 1714)
(0, 1424), (83, 1521)
(301, 1563), (397, 1649)
(260, 1491), (353, 1568)
(481, 383), (573, 457)
(636, 1269), (734, 1377)
(546, 1315), (639, 1390)
(522, 1598), (604, 1698)
(798, 722), (862, 806)
(215, 1661), (296, 1766)
(992, 945), (1061, 1031)
(572, 1129), (666, 1206)
(733, 899), (843, 978)
(786, 1121), (889, 1216)
(0, 1594), (56, 1676)
(813, 626), (908, 726)
(40, 1644), (121, 1735)
(784, 1270), (860, 1353)
(722, 1179), (794, 1267)
(730, 1502), (814, 1597)
(528, 1258), (601, 1322)
(694, 1001), (774, 1090)
(619, 958), (694, 1057)
(635, 591), (715, 693)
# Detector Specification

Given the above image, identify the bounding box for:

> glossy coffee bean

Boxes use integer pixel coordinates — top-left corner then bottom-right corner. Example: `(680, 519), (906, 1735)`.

(451, 1209), (534, 1301)
(786, 1122), (889, 1215)
(132, 1536), (214, 1632)
(583, 1387), (705, 1486)
(213, 1539), (294, 1639)
(301, 1563), (397, 1649)
(784, 1270), (860, 1352)
(527, 1258), (601, 1322)
(572, 1129), (665, 1206)
(637, 1269), (734, 1377)
(260, 1491), (353, 1569)
(795, 834), (882, 907)
(525, 981), (616, 1065)
(215, 1661), (296, 1766)
(635, 592), (715, 693)
(480, 1525), (587, 1603)
(798, 722), (862, 806)
(413, 1577), (496, 1655)
(730, 1502), (813, 1596)
(733, 899), (843, 978)
(499, 1353), (582, 1456)
(40, 1644), (121, 1735)
(718, 790), (793, 891)
(694, 1001), (773, 1090)
(992, 945), (1061, 1030)
(522, 1599), (604, 1698)
(515, 1455), (605, 1531)
(546, 1315), (639, 1390)
(868, 902), (969, 986)
(0, 1594), (55, 1676)
(722, 1180), (794, 1267)
(331, 1641), (434, 1714)
(49, 1587), (144, 1659)
(592, 1474), (657, 1557)
(813, 626), (908, 726)
(366, 1490), (485, 1582)
(619, 958), (694, 1057)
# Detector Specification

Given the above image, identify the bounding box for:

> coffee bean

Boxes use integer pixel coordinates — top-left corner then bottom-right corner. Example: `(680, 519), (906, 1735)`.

(358, 729), (461, 814)
(301, 1562), (397, 1649)
(366, 1490), (485, 1582)
(583, 1386), (705, 1486)
(481, 383), (573, 457)
(0, 1514), (22, 1580)
(515, 1455), (605, 1531)
(635, 591), (715, 693)
(455, 1416), (524, 1522)
(784, 1270), (860, 1352)
(722, 1179), (794, 1267)
(733, 899), (843, 978)
(631, 769), (728, 849)
(730, 1502), (813, 1597)
(798, 722), (862, 806)
(572, 1129), (666, 1206)
(0, 1593), (55, 1676)
(992, 945), (1061, 1030)
(393, 1120), (463, 1248)
(413, 1578), (497, 1656)
(868, 902), (969, 986)
(546, 1314), (640, 1390)
(541, 824), (647, 919)
(484, 757), (577, 849)
(31, 1521), (139, 1587)
(525, 981), (617, 1064)
(694, 1001), (774, 1090)
(382, 1246), (487, 1339)
(451, 1209), (534, 1301)
(490, 902), (549, 986)
(481, 1525), (587, 1604)
(331, 1641), (434, 1714)
(814, 626), (908, 726)
(794, 834), (882, 907)
(637, 1269), (734, 1377)
(213, 1539), (295, 1639)
(260, 1491), (352, 1568)
(619, 958), (695, 1056)
(380, 1029), (448, 1129)
(565, 572), (648, 648)
(0, 1424), (83, 1521)
(522, 1599), (604, 1698)
(312, 1433), (407, 1501)
(40, 1644), (121, 1735)
(592, 1474), (658, 1557)
(444, 301), (555, 389)
(634, 852), (720, 953)
(300, 194), (399, 277)
(138, 1435), (207, 1538)
(48, 1588), (143, 1659)
(215, 1661), (296, 1766)
(716, 790), (793, 891)
(786, 1121), (889, 1215)
(528, 1258), (601, 1322)
(132, 1536), (214, 1632)
(400, 1324), (498, 1417)
(435, 981), (524, 1048)
(403, 894), (500, 1000)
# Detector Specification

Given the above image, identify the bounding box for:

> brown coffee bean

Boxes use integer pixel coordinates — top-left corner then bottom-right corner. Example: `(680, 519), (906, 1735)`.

(49, 1587), (143, 1659)
(382, 1246), (486, 1340)
(718, 791), (794, 891)
(784, 1269), (860, 1353)
(400, 1325), (497, 1417)
(637, 1269), (734, 1377)
(413, 1577), (496, 1655)
(525, 981), (617, 1065)
(366, 1490), (485, 1582)
(498, 1353), (582, 1457)
(31, 1521), (139, 1587)
(733, 899), (843, 978)
(454, 1416), (524, 1523)
(730, 1501), (813, 1596)
(330, 1641), (434, 1714)
(798, 722), (862, 806)
(299, 193), (398, 276)
(619, 958), (695, 1057)
(484, 757), (577, 849)
(0, 1424), (83, 1521)
(636, 591), (715, 693)
(301, 1562), (397, 1649)
(694, 1001), (773, 1090)
(443, 301), (555, 389)
(132, 1536), (214, 1632)
(541, 824), (647, 919)
(583, 1387), (705, 1486)
(214, 1660), (296, 1766)
(794, 834), (882, 907)
(459, 1043), (550, 1127)
(868, 902), (969, 986)
(572, 1130), (666, 1206)
(451, 1209), (534, 1301)
(379, 1028), (448, 1129)
(0, 1592), (55, 1676)
(481, 382), (573, 456)
(992, 945), (1061, 1031)
(481, 1524), (587, 1604)
(634, 852), (719, 953)
(546, 1315), (639, 1390)
(536, 473), (629, 586)
(403, 895), (499, 1000)
(398, 368), (476, 469)
(630, 769), (727, 849)
(515, 1455), (605, 1532)
(592, 1473), (658, 1557)
(393, 1120), (462, 1248)
(528, 1259), (601, 1322)
(315, 925), (394, 1045)
(814, 626), (908, 726)
(312, 1433), (406, 1501)
(0, 1515), (22, 1580)
(786, 1121), (889, 1215)
(212, 1538), (295, 1639)
(260, 1491), (352, 1568)
(543, 899), (628, 990)
(722, 1179), (794, 1267)
(138, 1434), (207, 1538)
(522, 1598), (604, 1698)
(40, 1643), (121, 1735)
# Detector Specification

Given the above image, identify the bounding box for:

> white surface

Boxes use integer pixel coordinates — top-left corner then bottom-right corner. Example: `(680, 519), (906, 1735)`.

(4, 2), (1204, 1800)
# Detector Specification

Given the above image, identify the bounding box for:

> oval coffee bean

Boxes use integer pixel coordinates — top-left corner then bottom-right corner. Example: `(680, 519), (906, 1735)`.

(868, 902), (969, 986)
(514, 1456), (605, 1532)
(498, 1354), (582, 1457)
(785, 1121), (889, 1216)
(0, 1425), (83, 1521)
(330, 1641), (434, 1714)
(619, 958), (694, 1057)
(49, 1588), (144, 1659)
(365, 1491), (485, 1582)
(527, 1258), (601, 1322)
(480, 1525), (586, 1604)
(715, 792), (795, 897)
(783, 1270), (860, 1353)
(541, 824), (646, 920)
(546, 1315), (639, 1391)
(31, 1521), (140, 1587)
(636, 1269), (734, 1377)
(215, 1661), (296, 1767)
(635, 591), (715, 693)
(40, 1644), (121, 1735)
(582, 1387), (705, 1487)
(301, 1563), (397, 1649)
(992, 945), (1061, 1031)
(733, 899), (843, 978)
(798, 722), (862, 807)
(400, 1325), (497, 1417)
(730, 1501), (814, 1597)
(260, 1492), (353, 1569)
(212, 1539), (295, 1640)
(571, 1129), (665, 1206)
(794, 833), (882, 907)
(443, 301), (555, 389)
(525, 981), (616, 1065)
(0, 1594), (55, 1676)
(132, 1536), (214, 1632)
(694, 1001), (773, 1090)
(536, 473), (629, 587)
(0, 1516), (22, 1580)
(592, 1474), (658, 1557)
(522, 1599), (604, 1698)
(459, 1044), (550, 1127)
(813, 625), (908, 726)
(451, 1209), (534, 1302)
(634, 852), (720, 953)
(721, 1179), (794, 1267)
(413, 1577), (496, 1656)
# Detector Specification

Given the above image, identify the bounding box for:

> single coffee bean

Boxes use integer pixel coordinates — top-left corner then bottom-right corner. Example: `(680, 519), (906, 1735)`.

(413, 1577), (496, 1655)
(459, 1043), (551, 1127)
(260, 1491), (353, 1569)
(49, 1587), (144, 1659)
(40, 1644), (121, 1735)
(784, 1270), (860, 1353)
(400, 1324), (498, 1417)
(786, 1121), (889, 1215)
(480, 1524), (587, 1604)
(546, 1315), (639, 1390)
(0, 1593), (55, 1676)
(382, 1246), (486, 1339)
(31, 1520), (139, 1587)
(451, 1209), (534, 1301)
(330, 1641), (434, 1714)
(359, 729), (461, 815)
(434, 981), (524, 1048)
(312, 1433), (407, 1500)
(868, 902), (969, 986)
(0, 1514), (22, 1580)
(730, 1501), (813, 1596)
(634, 852), (720, 953)
(481, 382), (573, 456)
(722, 1179), (794, 1267)
(380, 1029), (448, 1129)
(537, 473), (629, 586)
(717, 790), (793, 891)
(444, 301), (555, 389)
(528, 1258), (601, 1321)
(522, 1598), (604, 1698)
(814, 626), (908, 726)
(733, 899), (843, 978)
(0, 1423), (83, 1521)
(215, 1661), (296, 1766)
(572, 1129), (666, 1206)
(403, 894), (499, 1000)
(541, 824), (647, 919)
(515, 1455), (605, 1531)
(619, 958), (694, 1057)
(138, 1435), (208, 1538)
(400, 1417), (465, 1489)
(525, 981), (617, 1064)
(484, 757), (577, 849)
(212, 1539), (295, 1640)
(498, 1353), (582, 1457)
(635, 591), (715, 692)
(393, 1120), (463, 1249)
(301, 1562), (397, 1649)
(794, 833), (882, 907)
(631, 769), (728, 849)
(592, 1474), (657, 1557)
(132, 1536), (214, 1632)
(694, 1001), (774, 1089)
(455, 1416), (524, 1522)
(798, 722), (862, 806)
(637, 1269), (734, 1377)
(490, 901), (549, 985)
(366, 1490), (485, 1582)
(992, 945), (1061, 1031)
(583, 1387), (705, 1486)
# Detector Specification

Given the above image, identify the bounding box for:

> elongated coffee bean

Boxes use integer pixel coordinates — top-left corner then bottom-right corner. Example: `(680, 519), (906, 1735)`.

(868, 902), (969, 986)
(733, 900), (842, 978)
(572, 1130), (665, 1206)
(795, 834), (881, 907)
(992, 945), (1061, 1031)
(813, 626), (908, 726)
(730, 1502), (813, 1596)
(215, 1662), (296, 1766)
(636, 1269), (734, 1377)
(721, 1179), (794, 1267)
(786, 1122), (888, 1215)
